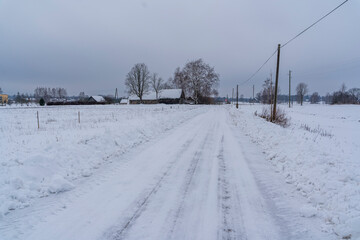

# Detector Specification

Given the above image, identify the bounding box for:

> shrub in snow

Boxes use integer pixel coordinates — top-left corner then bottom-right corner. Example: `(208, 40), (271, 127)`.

(300, 124), (333, 138)
(254, 106), (289, 127)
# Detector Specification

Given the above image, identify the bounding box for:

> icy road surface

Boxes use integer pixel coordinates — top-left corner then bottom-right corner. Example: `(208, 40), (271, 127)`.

(1, 107), (334, 240)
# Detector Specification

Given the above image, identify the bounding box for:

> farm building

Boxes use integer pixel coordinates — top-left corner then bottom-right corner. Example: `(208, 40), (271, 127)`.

(0, 94), (8, 105)
(88, 96), (106, 103)
(129, 89), (185, 104)
(119, 98), (129, 105)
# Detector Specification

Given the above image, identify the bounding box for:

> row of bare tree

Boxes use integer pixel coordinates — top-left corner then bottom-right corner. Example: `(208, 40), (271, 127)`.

(34, 87), (67, 101)
(125, 59), (219, 104)
(124, 64), (164, 102)
(257, 79), (360, 105)
(256, 79), (309, 105)
(325, 84), (360, 104)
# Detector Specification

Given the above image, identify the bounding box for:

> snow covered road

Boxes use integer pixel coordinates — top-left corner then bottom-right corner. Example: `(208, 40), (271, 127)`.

(1, 106), (338, 239)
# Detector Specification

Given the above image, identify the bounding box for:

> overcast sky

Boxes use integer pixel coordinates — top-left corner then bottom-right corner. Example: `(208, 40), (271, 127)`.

(0, 0), (359, 97)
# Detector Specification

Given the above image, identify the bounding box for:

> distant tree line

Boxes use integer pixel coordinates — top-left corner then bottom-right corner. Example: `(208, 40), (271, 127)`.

(34, 87), (67, 101)
(256, 80), (359, 106)
(325, 84), (360, 104)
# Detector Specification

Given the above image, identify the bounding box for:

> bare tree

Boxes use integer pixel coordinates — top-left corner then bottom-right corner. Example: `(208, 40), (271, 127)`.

(324, 92), (332, 104)
(150, 73), (163, 99)
(125, 63), (150, 102)
(52, 88), (57, 98)
(173, 67), (188, 93)
(34, 87), (50, 101)
(310, 92), (320, 104)
(296, 83), (308, 106)
(172, 59), (219, 104)
(58, 88), (67, 99)
(79, 92), (87, 101)
(163, 78), (175, 89)
(332, 85), (360, 104)
(34, 87), (67, 101)
(348, 88), (360, 103)
(257, 78), (274, 104)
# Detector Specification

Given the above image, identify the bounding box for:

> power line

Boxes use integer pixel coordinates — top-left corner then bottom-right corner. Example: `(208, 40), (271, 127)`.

(282, 0), (349, 48)
(240, 49), (277, 85)
(241, 0), (349, 85)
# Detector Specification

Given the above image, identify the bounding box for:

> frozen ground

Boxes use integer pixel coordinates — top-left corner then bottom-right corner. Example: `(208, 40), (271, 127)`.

(0, 105), (206, 216)
(231, 103), (360, 239)
(0, 104), (359, 239)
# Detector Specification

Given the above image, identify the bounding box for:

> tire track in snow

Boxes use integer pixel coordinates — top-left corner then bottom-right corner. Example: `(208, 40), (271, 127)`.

(217, 134), (247, 240)
(166, 125), (215, 239)
(105, 132), (201, 240)
(217, 135), (236, 240)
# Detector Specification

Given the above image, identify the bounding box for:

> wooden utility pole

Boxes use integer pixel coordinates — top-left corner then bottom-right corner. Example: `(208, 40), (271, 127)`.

(236, 85), (239, 109)
(270, 75), (273, 120)
(252, 85), (255, 103)
(289, 70), (291, 108)
(272, 44), (281, 122)
(232, 88), (234, 105)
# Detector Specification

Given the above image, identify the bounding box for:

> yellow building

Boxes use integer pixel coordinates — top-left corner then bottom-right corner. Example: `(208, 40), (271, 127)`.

(0, 94), (8, 105)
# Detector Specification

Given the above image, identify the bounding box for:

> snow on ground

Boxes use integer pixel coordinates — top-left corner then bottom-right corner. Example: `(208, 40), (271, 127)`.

(0, 103), (359, 240)
(0, 104), (206, 217)
(229, 103), (360, 239)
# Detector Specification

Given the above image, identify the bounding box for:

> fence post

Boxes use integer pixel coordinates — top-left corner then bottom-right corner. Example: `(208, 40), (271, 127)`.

(78, 111), (80, 123)
(37, 111), (40, 129)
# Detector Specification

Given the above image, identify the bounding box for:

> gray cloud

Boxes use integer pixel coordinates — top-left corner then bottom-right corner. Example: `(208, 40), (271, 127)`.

(0, 0), (359, 97)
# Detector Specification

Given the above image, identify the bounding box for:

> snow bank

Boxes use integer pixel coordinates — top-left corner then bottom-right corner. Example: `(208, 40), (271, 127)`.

(0, 104), (206, 217)
(229, 104), (360, 239)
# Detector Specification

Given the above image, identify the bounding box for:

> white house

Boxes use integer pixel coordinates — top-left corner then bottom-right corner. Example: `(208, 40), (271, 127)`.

(120, 98), (129, 105)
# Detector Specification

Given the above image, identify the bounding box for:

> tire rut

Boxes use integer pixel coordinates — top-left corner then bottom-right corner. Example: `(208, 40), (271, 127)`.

(105, 135), (197, 240)
(217, 135), (246, 240)
(167, 126), (215, 239)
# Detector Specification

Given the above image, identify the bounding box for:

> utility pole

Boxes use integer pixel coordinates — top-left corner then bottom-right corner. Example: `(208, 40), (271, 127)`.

(252, 85), (255, 103)
(272, 44), (281, 122)
(270, 73), (273, 120)
(236, 85), (239, 109)
(232, 88), (234, 105)
(289, 70), (291, 108)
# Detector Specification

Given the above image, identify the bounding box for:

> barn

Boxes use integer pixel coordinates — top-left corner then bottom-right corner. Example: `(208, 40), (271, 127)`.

(88, 96), (106, 103)
(129, 89), (185, 104)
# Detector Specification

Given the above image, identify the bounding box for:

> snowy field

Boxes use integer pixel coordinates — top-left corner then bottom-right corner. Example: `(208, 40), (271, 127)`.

(0, 105), (207, 215)
(230, 103), (360, 239)
(0, 103), (359, 239)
